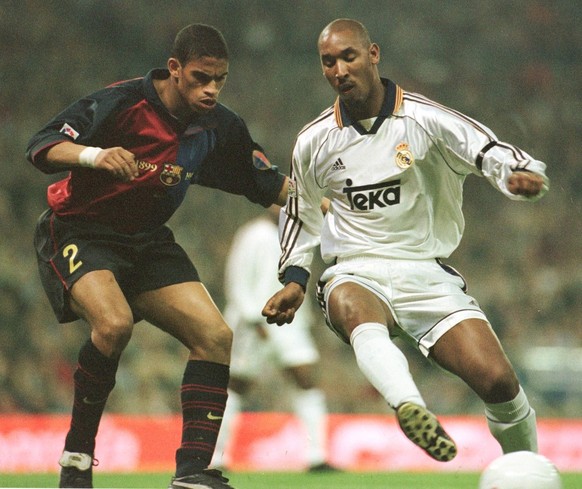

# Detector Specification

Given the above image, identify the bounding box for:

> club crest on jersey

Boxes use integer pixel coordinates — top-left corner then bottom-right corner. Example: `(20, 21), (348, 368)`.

(395, 142), (414, 169)
(253, 150), (272, 170)
(59, 123), (80, 140)
(160, 163), (183, 186)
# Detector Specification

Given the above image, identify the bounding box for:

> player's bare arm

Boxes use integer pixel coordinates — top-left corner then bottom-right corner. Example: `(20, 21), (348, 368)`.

(262, 282), (305, 326)
(320, 197), (331, 214)
(507, 171), (544, 197)
(275, 176), (290, 206)
(45, 141), (139, 181)
(274, 177), (330, 213)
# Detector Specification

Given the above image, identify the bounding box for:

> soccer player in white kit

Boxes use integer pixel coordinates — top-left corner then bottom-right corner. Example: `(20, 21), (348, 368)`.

(263, 19), (549, 462)
(213, 205), (335, 471)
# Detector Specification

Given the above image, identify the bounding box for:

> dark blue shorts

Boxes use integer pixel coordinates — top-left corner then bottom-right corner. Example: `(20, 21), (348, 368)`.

(34, 209), (200, 323)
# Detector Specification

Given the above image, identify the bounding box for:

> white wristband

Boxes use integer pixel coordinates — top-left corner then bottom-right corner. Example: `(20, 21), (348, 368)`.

(78, 146), (103, 168)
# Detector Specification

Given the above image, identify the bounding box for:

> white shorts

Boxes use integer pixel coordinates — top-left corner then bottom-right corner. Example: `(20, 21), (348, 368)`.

(228, 313), (320, 379)
(317, 256), (488, 357)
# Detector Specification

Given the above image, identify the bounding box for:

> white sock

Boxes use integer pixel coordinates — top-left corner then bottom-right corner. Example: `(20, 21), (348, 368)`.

(293, 388), (328, 466)
(212, 389), (241, 468)
(350, 322), (424, 409)
(485, 386), (538, 453)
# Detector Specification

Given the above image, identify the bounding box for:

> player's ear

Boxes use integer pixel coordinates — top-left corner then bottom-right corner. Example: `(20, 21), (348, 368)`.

(168, 57), (182, 78)
(369, 43), (380, 65)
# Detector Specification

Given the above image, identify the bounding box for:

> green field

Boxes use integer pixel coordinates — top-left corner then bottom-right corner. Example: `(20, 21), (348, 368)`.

(1, 471), (580, 489)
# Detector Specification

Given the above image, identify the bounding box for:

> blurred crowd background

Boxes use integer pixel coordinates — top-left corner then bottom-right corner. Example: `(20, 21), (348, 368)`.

(1, 1), (580, 419)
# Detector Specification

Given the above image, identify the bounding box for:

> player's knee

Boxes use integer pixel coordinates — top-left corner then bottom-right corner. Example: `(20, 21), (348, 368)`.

(229, 376), (251, 395)
(327, 296), (360, 338)
(327, 283), (389, 337)
(188, 321), (233, 362)
(214, 323), (233, 353)
(286, 364), (317, 389)
(480, 367), (520, 403)
(92, 312), (134, 356)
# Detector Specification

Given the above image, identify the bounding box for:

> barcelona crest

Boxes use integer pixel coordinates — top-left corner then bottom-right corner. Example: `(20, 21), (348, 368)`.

(160, 163), (183, 186)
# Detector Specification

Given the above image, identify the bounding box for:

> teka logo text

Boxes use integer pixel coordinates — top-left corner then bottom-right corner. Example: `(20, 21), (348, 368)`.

(343, 178), (401, 210)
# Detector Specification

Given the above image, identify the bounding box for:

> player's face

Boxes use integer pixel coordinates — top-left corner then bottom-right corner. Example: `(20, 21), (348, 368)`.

(169, 56), (228, 115)
(319, 29), (379, 109)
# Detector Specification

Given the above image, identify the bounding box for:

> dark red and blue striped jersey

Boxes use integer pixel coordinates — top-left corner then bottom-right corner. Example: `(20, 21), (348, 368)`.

(26, 69), (286, 234)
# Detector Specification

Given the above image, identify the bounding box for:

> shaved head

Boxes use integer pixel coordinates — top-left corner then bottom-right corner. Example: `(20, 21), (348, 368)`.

(317, 19), (384, 120)
(318, 18), (372, 50)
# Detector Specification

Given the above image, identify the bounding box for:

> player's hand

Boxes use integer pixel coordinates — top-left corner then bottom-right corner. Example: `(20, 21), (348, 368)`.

(507, 171), (544, 197)
(94, 147), (139, 182)
(252, 322), (269, 339)
(262, 282), (305, 326)
(320, 197), (331, 214)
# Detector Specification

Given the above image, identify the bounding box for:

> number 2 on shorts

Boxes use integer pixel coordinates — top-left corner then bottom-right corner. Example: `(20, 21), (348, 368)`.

(63, 244), (83, 274)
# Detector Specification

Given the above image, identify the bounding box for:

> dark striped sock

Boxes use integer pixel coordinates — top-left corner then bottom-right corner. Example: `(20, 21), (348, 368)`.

(175, 360), (229, 477)
(64, 339), (118, 455)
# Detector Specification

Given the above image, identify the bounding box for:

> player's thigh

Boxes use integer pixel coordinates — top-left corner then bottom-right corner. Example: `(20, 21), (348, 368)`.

(430, 318), (519, 403)
(69, 270), (135, 355)
(132, 282), (232, 361)
(327, 280), (394, 339)
(284, 364), (318, 390)
(34, 209), (133, 324)
(70, 269), (133, 327)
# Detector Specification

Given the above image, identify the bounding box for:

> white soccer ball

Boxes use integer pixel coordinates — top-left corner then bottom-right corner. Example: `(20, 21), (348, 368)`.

(479, 451), (562, 489)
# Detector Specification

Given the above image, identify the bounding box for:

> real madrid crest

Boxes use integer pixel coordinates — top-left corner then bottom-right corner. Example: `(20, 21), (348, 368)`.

(395, 142), (414, 169)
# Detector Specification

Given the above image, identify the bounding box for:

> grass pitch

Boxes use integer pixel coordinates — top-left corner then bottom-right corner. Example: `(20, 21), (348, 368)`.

(1, 471), (581, 488)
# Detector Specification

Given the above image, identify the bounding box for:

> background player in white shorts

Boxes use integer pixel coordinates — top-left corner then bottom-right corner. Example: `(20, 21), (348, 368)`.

(263, 19), (549, 463)
(213, 205), (335, 472)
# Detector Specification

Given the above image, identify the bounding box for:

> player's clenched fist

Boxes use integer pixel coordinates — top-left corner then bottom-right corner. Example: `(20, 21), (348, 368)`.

(262, 282), (305, 326)
(94, 147), (139, 181)
(507, 171), (544, 197)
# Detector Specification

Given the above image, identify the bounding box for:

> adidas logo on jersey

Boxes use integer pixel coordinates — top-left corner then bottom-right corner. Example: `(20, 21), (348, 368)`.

(331, 158), (346, 171)
(343, 178), (401, 210)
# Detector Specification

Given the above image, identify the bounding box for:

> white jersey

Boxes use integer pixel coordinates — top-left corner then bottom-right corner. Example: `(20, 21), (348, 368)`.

(279, 79), (549, 279)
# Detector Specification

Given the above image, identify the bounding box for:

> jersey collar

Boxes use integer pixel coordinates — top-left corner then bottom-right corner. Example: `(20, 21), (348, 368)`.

(334, 78), (403, 134)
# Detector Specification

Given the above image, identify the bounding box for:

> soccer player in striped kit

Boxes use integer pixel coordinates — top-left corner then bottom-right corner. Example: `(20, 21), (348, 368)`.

(27, 24), (287, 489)
(263, 18), (548, 463)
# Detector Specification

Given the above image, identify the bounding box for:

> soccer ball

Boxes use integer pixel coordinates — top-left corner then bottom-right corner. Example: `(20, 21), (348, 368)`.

(479, 451), (562, 489)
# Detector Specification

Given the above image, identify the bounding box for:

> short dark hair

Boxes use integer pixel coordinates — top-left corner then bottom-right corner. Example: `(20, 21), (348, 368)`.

(171, 24), (229, 64)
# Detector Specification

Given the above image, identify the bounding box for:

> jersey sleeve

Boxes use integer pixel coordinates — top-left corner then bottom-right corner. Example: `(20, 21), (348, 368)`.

(476, 141), (549, 201)
(278, 136), (326, 287)
(25, 85), (134, 174)
(410, 94), (550, 201)
(196, 111), (286, 207)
